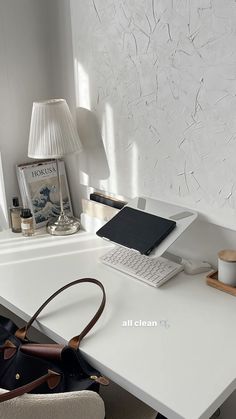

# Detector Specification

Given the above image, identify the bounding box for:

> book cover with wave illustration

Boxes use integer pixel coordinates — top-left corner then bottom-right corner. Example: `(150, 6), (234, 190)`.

(16, 159), (73, 228)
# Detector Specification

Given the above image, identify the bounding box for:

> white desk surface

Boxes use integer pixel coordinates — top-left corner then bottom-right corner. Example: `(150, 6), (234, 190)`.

(0, 230), (236, 419)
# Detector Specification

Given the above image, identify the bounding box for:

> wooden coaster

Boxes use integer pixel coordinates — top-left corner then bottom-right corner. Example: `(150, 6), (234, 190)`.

(206, 270), (236, 296)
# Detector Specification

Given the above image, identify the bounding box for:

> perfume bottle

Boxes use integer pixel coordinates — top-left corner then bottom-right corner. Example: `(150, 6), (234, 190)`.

(9, 197), (22, 233)
(20, 208), (34, 237)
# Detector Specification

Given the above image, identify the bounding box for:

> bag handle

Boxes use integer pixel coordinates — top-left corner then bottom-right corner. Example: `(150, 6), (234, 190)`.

(15, 278), (106, 349)
(0, 370), (61, 403)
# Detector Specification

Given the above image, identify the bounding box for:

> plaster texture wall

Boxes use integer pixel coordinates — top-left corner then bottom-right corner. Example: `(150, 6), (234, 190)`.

(70, 0), (236, 229)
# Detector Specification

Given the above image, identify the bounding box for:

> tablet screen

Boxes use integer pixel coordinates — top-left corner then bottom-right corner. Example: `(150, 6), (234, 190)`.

(96, 207), (176, 255)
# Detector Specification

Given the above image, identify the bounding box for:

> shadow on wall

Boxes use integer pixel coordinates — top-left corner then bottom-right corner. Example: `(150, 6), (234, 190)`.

(76, 107), (110, 186)
(73, 59), (136, 198)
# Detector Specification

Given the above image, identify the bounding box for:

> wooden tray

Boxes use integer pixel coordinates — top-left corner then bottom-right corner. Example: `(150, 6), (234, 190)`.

(206, 270), (236, 296)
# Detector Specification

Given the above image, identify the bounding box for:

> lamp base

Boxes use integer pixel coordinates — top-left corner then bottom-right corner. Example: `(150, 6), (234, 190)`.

(46, 214), (80, 236)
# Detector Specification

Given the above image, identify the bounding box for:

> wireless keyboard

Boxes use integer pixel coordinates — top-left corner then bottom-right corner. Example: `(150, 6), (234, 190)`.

(100, 246), (183, 287)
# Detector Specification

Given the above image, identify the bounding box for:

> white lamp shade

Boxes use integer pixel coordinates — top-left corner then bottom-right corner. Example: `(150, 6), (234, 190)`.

(28, 99), (82, 158)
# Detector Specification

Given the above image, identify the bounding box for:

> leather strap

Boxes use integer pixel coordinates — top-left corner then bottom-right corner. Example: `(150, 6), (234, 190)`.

(20, 344), (64, 361)
(0, 370), (61, 403)
(0, 342), (64, 361)
(15, 278), (106, 349)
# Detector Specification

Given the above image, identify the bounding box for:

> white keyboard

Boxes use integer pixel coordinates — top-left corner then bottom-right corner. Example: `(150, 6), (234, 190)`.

(100, 246), (183, 287)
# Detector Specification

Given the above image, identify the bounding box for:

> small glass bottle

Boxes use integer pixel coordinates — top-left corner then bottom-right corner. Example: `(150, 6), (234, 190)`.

(9, 197), (22, 233)
(20, 208), (34, 237)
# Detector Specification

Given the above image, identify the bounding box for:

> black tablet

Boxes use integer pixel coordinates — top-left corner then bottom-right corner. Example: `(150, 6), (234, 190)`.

(96, 206), (176, 255)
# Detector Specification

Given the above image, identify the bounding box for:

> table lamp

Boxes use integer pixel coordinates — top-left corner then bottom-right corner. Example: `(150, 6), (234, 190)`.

(28, 99), (82, 235)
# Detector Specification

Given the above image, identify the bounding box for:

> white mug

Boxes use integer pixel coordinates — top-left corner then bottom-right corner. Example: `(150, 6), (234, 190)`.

(218, 250), (236, 287)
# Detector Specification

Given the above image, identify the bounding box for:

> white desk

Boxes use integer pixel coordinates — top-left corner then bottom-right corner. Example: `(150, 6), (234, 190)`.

(0, 230), (236, 419)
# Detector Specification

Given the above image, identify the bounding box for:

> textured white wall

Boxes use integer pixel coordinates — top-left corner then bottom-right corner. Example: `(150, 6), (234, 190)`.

(70, 0), (236, 229)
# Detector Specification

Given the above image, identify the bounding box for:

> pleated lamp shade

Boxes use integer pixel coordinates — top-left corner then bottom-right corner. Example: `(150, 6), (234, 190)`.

(28, 99), (82, 158)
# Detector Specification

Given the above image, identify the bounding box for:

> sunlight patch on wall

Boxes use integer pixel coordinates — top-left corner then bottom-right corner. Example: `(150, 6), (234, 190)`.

(74, 59), (91, 110)
(79, 170), (90, 187)
(131, 142), (138, 198)
(101, 103), (117, 193)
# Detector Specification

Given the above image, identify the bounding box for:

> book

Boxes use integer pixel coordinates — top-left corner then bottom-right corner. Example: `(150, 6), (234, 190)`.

(16, 159), (73, 228)
(82, 199), (120, 222)
(89, 192), (127, 209)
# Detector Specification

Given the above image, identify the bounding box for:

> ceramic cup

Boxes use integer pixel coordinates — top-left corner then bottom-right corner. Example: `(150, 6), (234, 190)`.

(218, 250), (236, 287)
